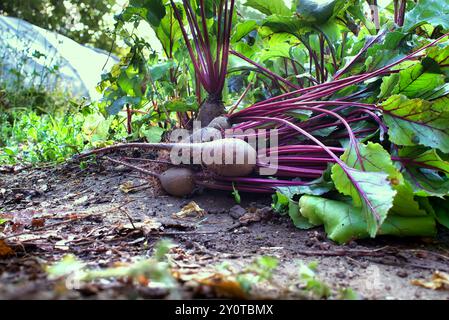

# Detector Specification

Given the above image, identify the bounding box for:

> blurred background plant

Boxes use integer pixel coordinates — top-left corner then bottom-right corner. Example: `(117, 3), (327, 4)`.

(0, 1), (126, 164)
(0, 0), (118, 52)
(0, 24), (84, 164)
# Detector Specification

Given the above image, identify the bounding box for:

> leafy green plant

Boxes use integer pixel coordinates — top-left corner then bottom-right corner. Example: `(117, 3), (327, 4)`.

(213, 256), (356, 299)
(170, 0), (236, 126)
(98, 1), (201, 134)
(89, 0), (449, 243)
(4, 0), (449, 247)
(0, 105), (128, 165)
(297, 261), (331, 299)
(231, 1), (449, 243)
(232, 182), (241, 203)
(46, 240), (177, 290)
(236, 256), (279, 292)
(1, 112), (84, 164)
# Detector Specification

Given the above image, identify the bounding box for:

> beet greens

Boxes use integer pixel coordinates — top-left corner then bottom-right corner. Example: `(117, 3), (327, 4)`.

(170, 0), (235, 126)
(210, 33), (449, 239)
(81, 0), (449, 244)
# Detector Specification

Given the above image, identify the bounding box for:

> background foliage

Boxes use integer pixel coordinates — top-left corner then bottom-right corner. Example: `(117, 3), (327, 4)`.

(0, 0), (117, 51)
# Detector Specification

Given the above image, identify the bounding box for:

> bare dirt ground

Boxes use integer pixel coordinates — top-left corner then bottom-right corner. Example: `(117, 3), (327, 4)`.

(1, 157), (449, 300)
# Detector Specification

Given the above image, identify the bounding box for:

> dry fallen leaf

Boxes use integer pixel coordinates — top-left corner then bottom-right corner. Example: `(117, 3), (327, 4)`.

(31, 218), (46, 228)
(54, 235), (76, 251)
(1, 209), (40, 233)
(411, 271), (449, 290)
(122, 219), (163, 235)
(10, 230), (60, 243)
(141, 219), (163, 234)
(172, 201), (205, 218)
(119, 181), (135, 193)
(197, 274), (247, 299)
(239, 207), (272, 224)
(73, 195), (89, 205)
(172, 267), (247, 299)
(0, 213), (13, 220)
(137, 274), (149, 286)
(0, 239), (14, 258)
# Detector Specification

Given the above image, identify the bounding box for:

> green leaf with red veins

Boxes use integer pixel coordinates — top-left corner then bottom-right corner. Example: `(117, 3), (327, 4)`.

(299, 196), (436, 244)
(380, 95), (449, 153)
(427, 45), (449, 67)
(378, 60), (445, 99)
(331, 142), (397, 237)
(397, 147), (449, 197)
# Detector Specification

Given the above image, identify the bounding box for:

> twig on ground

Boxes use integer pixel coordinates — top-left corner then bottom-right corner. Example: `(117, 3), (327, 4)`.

(294, 246), (391, 257)
(105, 156), (158, 177)
(119, 207), (136, 229)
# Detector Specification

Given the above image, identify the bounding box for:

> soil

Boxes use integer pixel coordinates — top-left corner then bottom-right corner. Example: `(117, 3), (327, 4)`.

(1, 157), (449, 300)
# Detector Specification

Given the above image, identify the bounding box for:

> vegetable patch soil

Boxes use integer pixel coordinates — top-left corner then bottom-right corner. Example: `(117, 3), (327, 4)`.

(1, 160), (449, 300)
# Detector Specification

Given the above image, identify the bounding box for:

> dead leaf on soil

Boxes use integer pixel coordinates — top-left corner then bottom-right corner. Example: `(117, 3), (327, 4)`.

(172, 201), (206, 219)
(239, 207), (272, 224)
(0, 165), (29, 173)
(9, 230), (61, 243)
(196, 273), (247, 299)
(0, 213), (13, 220)
(173, 269), (247, 299)
(55, 235), (77, 251)
(31, 218), (46, 228)
(0, 239), (15, 257)
(122, 219), (163, 235)
(119, 181), (150, 194)
(411, 271), (449, 290)
(73, 195), (89, 205)
(119, 181), (135, 193)
(1, 209), (41, 233)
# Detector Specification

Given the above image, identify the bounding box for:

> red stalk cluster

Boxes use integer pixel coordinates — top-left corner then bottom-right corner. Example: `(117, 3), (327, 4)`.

(170, 0), (235, 98)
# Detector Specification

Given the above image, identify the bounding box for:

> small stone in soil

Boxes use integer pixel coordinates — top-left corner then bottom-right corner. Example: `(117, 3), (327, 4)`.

(235, 226), (250, 234)
(347, 240), (358, 248)
(396, 270), (408, 278)
(184, 240), (194, 249)
(304, 239), (314, 247)
(229, 205), (246, 219)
